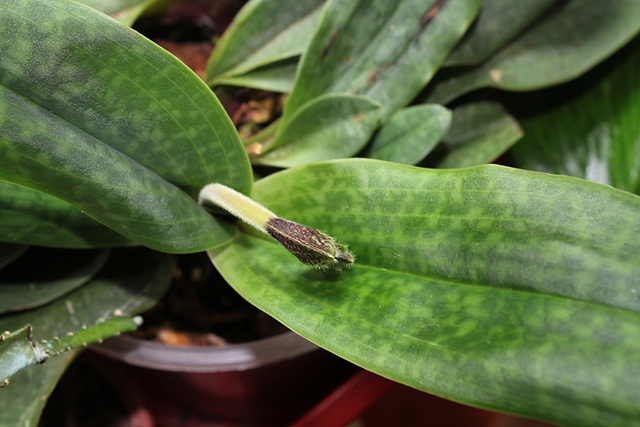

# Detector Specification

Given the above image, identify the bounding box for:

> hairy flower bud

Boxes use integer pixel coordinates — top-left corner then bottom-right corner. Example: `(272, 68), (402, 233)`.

(266, 218), (354, 268)
(199, 183), (354, 270)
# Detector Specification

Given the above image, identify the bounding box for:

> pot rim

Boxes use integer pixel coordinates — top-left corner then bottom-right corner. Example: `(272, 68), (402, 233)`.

(90, 331), (319, 373)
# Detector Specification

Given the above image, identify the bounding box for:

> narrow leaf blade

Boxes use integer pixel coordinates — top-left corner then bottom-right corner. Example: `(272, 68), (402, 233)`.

(425, 101), (522, 168)
(366, 104), (451, 165)
(254, 94), (381, 167)
(284, 0), (481, 121)
(426, 0), (640, 104)
(213, 58), (299, 93)
(206, 0), (324, 86)
(444, 0), (556, 66)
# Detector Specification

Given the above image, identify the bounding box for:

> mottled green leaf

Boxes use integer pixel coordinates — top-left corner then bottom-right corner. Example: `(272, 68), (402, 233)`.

(0, 243), (28, 271)
(211, 159), (640, 426)
(0, 247), (171, 425)
(284, 0), (481, 121)
(366, 104), (451, 165)
(1, 0), (250, 195)
(444, 0), (557, 66)
(263, 0), (479, 166)
(0, 0), (252, 252)
(0, 88), (234, 252)
(427, 0), (640, 104)
(508, 37), (640, 194)
(425, 101), (522, 168)
(0, 181), (131, 248)
(253, 94), (381, 167)
(0, 248), (109, 314)
(206, 0), (324, 88)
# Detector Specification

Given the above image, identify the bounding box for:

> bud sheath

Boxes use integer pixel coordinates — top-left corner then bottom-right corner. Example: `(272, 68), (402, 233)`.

(198, 183), (274, 232)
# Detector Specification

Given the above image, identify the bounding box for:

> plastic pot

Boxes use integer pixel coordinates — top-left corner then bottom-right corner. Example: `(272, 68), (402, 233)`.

(87, 332), (357, 427)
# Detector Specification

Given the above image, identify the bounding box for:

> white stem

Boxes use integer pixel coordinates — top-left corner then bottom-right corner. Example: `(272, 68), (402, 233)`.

(198, 183), (275, 233)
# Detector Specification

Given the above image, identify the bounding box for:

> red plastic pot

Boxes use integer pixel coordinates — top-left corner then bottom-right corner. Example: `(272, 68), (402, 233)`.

(88, 332), (357, 426)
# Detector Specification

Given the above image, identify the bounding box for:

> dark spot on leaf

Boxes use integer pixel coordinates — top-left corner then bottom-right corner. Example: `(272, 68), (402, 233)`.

(320, 29), (341, 60)
(421, 0), (446, 26)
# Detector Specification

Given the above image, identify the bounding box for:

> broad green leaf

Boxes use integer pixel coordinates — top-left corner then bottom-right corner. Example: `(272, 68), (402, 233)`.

(205, 0), (324, 87)
(0, 247), (172, 425)
(0, 248), (109, 314)
(0, 90), (234, 252)
(211, 58), (298, 93)
(283, 0), (481, 122)
(365, 104), (451, 165)
(211, 159), (640, 426)
(0, 243), (28, 271)
(253, 94), (381, 167)
(0, 0), (252, 252)
(0, 181), (131, 248)
(426, 0), (640, 104)
(425, 101), (522, 168)
(508, 37), (640, 194)
(1, 0), (251, 196)
(76, 0), (172, 26)
(444, 0), (556, 66)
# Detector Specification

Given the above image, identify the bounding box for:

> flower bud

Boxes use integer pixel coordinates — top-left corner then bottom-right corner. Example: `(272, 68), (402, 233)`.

(266, 218), (354, 269)
(199, 183), (354, 270)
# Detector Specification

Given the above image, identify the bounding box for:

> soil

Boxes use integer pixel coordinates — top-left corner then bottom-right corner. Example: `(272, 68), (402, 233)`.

(130, 252), (289, 346)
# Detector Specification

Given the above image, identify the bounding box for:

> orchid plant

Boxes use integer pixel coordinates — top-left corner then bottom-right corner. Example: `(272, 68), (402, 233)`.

(1, 0), (640, 426)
